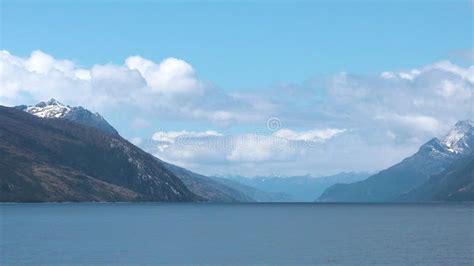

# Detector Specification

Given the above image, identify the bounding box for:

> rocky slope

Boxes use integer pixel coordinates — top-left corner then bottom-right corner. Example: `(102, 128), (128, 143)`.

(0, 106), (199, 202)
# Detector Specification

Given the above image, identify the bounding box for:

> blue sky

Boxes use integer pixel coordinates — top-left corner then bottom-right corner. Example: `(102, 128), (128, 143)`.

(2, 0), (472, 89)
(1, 0), (473, 176)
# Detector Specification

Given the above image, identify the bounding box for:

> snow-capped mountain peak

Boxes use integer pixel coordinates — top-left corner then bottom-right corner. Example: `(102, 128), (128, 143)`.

(25, 98), (71, 118)
(15, 99), (119, 136)
(417, 119), (473, 161)
(441, 120), (473, 154)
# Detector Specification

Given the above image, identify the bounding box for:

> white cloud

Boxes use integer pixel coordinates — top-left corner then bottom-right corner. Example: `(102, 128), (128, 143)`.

(427, 61), (474, 83)
(125, 55), (204, 95)
(273, 128), (346, 141)
(225, 134), (296, 162)
(152, 130), (223, 143)
(381, 69), (421, 81)
(26, 50), (74, 75)
(437, 79), (472, 99)
(74, 69), (91, 80)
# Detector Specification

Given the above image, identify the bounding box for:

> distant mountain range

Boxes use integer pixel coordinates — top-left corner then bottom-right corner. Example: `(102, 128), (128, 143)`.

(318, 120), (474, 202)
(209, 176), (293, 202)
(223, 173), (371, 202)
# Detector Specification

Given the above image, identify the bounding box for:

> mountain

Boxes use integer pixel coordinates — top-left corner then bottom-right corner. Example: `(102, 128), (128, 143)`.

(15, 98), (119, 136)
(0, 106), (199, 202)
(209, 176), (292, 202)
(318, 120), (474, 202)
(400, 154), (474, 202)
(224, 172), (370, 202)
(162, 163), (255, 202)
(12, 99), (254, 202)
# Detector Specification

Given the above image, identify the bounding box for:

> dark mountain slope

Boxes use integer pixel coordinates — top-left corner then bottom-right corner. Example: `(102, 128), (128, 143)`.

(0, 106), (198, 202)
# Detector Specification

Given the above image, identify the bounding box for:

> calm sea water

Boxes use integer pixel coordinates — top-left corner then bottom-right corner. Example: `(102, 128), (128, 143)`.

(1, 203), (473, 265)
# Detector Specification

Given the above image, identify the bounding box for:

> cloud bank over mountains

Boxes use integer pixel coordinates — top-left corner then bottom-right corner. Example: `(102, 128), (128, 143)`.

(1, 50), (472, 175)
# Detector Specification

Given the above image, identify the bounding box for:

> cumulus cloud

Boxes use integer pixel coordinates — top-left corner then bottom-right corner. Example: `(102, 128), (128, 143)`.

(125, 55), (204, 95)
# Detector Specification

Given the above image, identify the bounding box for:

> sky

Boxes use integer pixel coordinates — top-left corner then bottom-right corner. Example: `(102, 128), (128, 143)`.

(1, 0), (473, 176)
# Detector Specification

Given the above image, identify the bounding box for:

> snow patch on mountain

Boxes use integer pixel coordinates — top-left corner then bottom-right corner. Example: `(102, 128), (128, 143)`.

(24, 98), (71, 118)
(16, 98), (119, 136)
(440, 120), (473, 154)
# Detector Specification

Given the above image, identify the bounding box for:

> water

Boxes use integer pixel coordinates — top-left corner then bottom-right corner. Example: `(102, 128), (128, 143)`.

(1, 203), (473, 265)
